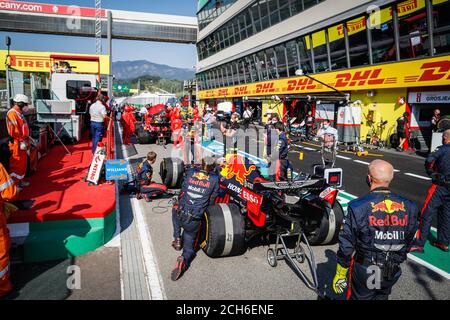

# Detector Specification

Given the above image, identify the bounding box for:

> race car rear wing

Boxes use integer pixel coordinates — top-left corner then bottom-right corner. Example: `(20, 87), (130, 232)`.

(254, 179), (325, 191)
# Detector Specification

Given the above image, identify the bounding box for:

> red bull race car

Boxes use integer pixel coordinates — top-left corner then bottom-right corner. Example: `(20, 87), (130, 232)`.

(160, 153), (344, 296)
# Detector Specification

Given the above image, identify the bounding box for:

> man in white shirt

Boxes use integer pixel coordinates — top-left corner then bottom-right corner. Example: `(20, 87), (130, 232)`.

(243, 106), (253, 131)
(139, 105), (149, 120)
(89, 94), (108, 154)
(317, 120), (338, 149)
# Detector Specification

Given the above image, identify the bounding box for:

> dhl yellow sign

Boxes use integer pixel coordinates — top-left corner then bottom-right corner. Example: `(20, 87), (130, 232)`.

(0, 50), (110, 74)
(198, 55), (450, 99)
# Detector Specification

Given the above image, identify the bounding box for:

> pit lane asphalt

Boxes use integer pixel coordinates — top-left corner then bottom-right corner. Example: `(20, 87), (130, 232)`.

(129, 140), (449, 300)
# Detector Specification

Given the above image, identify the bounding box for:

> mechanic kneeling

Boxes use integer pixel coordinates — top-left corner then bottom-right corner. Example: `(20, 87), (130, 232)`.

(136, 151), (167, 202)
(171, 157), (220, 281)
(333, 160), (419, 300)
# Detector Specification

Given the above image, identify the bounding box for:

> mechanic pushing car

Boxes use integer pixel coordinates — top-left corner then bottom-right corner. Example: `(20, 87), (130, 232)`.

(136, 151), (167, 202)
(333, 160), (419, 300)
(410, 129), (450, 253)
(171, 157), (220, 281)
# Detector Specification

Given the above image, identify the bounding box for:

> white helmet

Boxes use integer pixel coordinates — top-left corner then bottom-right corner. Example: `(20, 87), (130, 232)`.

(13, 93), (29, 104)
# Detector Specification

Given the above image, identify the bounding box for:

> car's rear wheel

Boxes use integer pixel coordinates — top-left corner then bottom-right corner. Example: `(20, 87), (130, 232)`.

(137, 127), (153, 144)
(201, 203), (247, 258)
(307, 201), (344, 246)
(160, 158), (184, 188)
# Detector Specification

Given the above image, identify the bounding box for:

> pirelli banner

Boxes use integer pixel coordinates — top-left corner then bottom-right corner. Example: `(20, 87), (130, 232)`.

(0, 50), (110, 75)
(198, 55), (450, 100)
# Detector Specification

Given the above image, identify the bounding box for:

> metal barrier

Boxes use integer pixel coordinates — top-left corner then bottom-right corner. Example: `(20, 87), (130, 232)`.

(105, 112), (115, 160)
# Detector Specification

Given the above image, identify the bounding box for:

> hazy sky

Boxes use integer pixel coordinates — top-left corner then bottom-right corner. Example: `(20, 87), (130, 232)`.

(0, 0), (198, 69)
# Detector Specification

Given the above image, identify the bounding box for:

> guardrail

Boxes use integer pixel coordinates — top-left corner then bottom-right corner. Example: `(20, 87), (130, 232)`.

(105, 112), (115, 160)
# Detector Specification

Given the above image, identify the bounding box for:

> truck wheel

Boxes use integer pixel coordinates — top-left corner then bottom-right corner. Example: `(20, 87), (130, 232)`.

(201, 203), (246, 258)
(160, 158), (184, 188)
(138, 128), (152, 144)
(307, 201), (344, 246)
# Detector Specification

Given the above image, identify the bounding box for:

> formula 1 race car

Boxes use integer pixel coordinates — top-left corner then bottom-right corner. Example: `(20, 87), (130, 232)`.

(160, 153), (344, 296)
(137, 104), (171, 145)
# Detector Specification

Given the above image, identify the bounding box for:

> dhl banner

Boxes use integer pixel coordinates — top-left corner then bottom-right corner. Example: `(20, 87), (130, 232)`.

(0, 50), (110, 74)
(198, 55), (450, 100)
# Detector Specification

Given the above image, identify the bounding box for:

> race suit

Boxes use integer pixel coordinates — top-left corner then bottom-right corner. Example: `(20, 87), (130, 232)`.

(273, 132), (293, 181)
(6, 107), (29, 184)
(136, 160), (167, 200)
(172, 168), (219, 267)
(0, 163), (17, 297)
(416, 143), (450, 247)
(337, 188), (419, 300)
(121, 110), (136, 145)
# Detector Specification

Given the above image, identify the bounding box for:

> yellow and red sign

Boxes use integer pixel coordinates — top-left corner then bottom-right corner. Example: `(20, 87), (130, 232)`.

(0, 50), (110, 75)
(198, 55), (450, 99)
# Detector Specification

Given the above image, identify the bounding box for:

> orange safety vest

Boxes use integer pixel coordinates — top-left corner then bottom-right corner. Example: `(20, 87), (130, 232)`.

(6, 107), (29, 142)
(0, 163), (17, 291)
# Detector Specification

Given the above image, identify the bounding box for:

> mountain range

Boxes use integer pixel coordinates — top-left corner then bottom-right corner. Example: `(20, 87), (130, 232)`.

(112, 60), (195, 81)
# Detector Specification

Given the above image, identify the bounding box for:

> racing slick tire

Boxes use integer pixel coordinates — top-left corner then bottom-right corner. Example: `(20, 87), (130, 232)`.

(160, 158), (185, 188)
(137, 127), (153, 144)
(307, 201), (344, 246)
(201, 203), (246, 258)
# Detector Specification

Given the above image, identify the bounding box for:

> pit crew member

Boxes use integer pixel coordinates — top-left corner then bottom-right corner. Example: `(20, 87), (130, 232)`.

(333, 160), (419, 300)
(171, 157), (220, 281)
(411, 129), (450, 253)
(136, 151), (167, 202)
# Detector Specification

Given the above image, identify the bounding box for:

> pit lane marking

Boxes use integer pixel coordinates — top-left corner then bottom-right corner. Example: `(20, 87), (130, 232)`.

(404, 173), (432, 181)
(121, 126), (167, 300)
(353, 160), (371, 165)
(336, 155), (351, 160)
(407, 254), (450, 280)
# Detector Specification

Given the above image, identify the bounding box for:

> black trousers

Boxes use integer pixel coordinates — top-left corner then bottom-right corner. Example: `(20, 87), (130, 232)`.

(417, 184), (450, 246)
(348, 262), (401, 300)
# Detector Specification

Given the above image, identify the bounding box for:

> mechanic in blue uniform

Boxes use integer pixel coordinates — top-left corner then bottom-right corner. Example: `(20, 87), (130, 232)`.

(271, 122), (293, 181)
(265, 113), (279, 161)
(171, 157), (220, 281)
(333, 160), (419, 300)
(136, 151), (167, 201)
(410, 129), (450, 253)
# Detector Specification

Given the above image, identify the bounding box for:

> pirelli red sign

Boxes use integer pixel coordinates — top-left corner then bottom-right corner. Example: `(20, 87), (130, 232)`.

(198, 55), (450, 99)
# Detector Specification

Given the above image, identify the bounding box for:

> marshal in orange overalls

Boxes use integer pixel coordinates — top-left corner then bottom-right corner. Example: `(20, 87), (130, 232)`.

(0, 163), (17, 297)
(6, 106), (30, 184)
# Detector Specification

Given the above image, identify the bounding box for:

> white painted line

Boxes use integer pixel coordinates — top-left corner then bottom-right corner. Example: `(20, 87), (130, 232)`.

(394, 169), (400, 173)
(336, 155), (351, 160)
(407, 253), (450, 280)
(117, 122), (125, 300)
(292, 144), (316, 151)
(404, 173), (432, 181)
(122, 131), (167, 300)
(353, 160), (371, 165)
(132, 197), (167, 300)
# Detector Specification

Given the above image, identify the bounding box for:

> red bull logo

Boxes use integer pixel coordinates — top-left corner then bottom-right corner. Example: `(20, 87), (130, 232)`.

(220, 154), (256, 185)
(371, 200), (406, 214)
(193, 172), (210, 181)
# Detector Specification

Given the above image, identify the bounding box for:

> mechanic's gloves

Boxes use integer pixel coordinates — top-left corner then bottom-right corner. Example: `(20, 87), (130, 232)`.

(19, 141), (27, 151)
(332, 263), (349, 294)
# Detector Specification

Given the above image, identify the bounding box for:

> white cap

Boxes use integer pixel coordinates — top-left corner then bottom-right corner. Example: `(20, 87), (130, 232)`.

(264, 109), (273, 116)
(13, 93), (29, 104)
